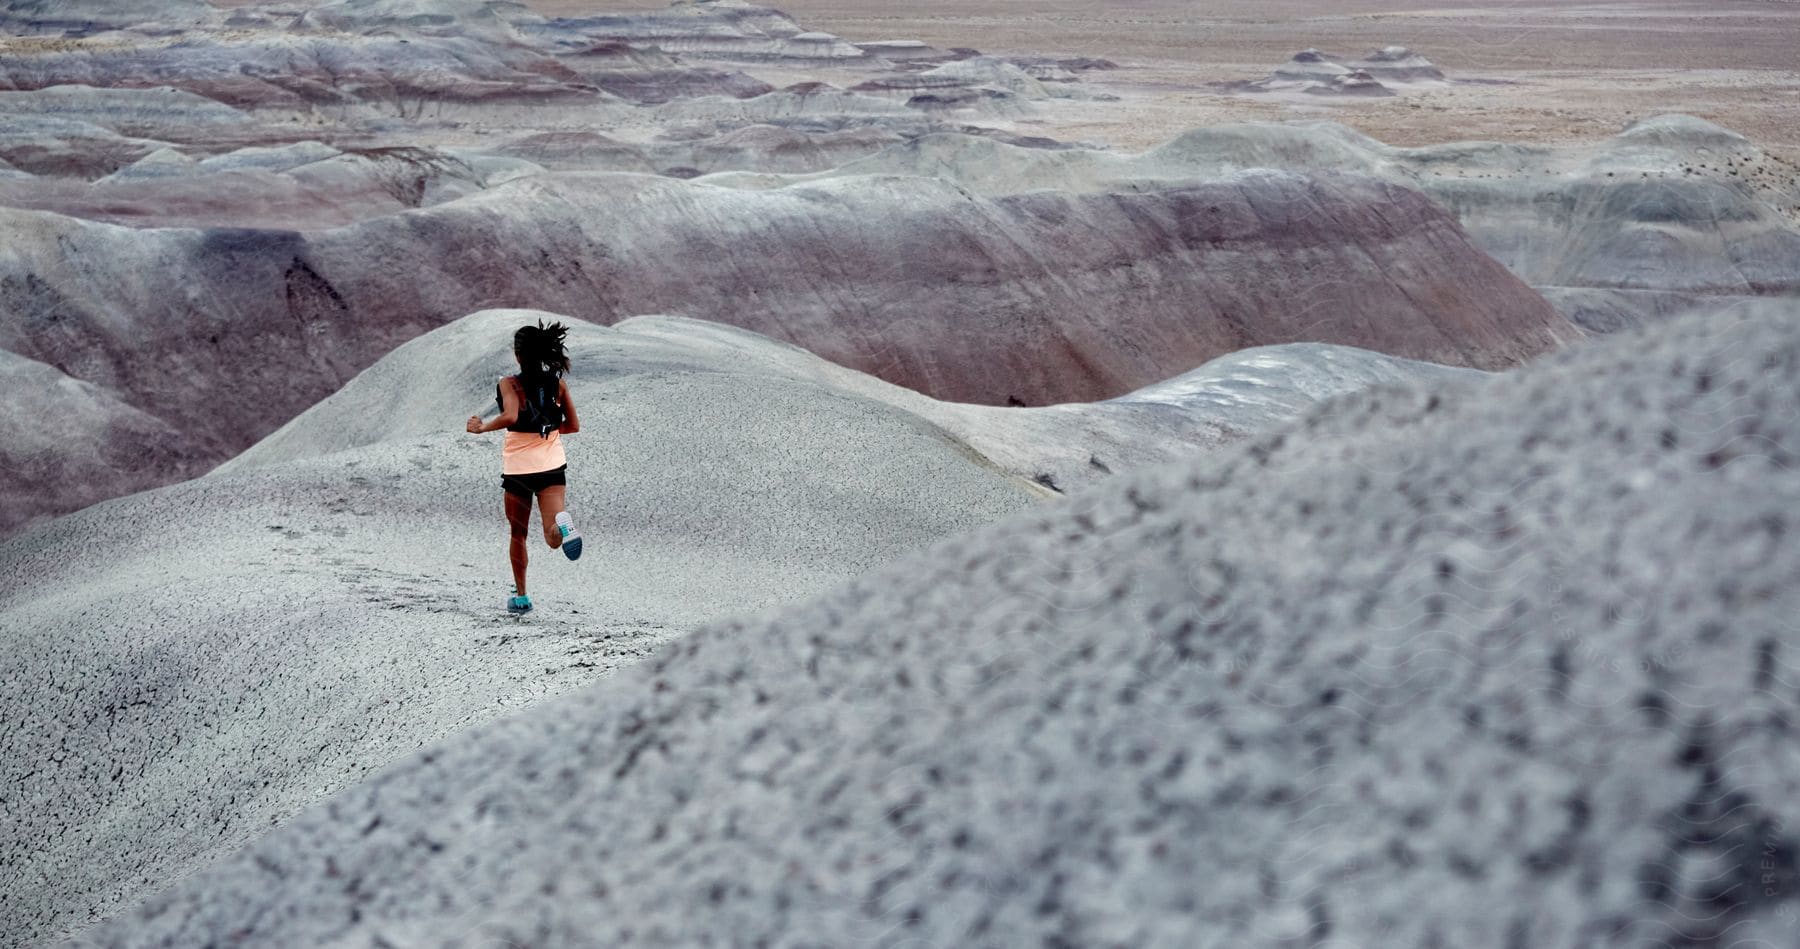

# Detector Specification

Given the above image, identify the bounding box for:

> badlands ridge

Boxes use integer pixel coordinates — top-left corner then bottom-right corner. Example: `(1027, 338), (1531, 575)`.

(0, 0), (1797, 945)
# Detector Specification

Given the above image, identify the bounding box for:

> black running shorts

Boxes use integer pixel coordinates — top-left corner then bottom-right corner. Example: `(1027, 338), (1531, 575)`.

(501, 465), (567, 498)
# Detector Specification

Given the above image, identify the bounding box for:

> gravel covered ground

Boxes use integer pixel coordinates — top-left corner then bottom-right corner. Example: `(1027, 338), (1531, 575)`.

(13, 307), (1466, 944)
(1, 310), (1040, 944)
(79, 299), (1800, 947)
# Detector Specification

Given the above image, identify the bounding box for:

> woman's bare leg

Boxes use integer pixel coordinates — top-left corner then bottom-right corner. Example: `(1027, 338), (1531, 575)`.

(505, 489), (532, 594)
(538, 484), (566, 549)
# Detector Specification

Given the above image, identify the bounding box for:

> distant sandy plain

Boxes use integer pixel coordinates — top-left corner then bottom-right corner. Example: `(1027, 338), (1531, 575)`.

(450, 0), (1800, 155)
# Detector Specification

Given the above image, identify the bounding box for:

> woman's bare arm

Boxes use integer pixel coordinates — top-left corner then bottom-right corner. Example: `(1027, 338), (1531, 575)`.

(558, 378), (580, 434)
(467, 378), (521, 434)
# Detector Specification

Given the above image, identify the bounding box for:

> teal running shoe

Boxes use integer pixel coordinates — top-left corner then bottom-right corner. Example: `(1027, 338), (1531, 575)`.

(556, 511), (582, 561)
(507, 593), (533, 615)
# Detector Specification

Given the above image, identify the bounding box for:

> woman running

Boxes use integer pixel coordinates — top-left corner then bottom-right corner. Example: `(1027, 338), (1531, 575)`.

(465, 319), (583, 615)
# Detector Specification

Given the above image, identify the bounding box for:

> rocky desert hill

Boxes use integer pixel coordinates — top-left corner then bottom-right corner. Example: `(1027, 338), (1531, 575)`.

(9, 0), (1795, 547)
(3, 1), (1798, 946)
(66, 298), (1800, 948)
(0, 0), (1596, 540)
(1, 307), (1478, 944)
(1216, 46), (1448, 98)
(724, 114), (1800, 331)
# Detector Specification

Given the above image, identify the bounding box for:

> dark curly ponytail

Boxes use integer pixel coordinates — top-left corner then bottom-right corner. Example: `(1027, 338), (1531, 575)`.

(513, 319), (570, 387)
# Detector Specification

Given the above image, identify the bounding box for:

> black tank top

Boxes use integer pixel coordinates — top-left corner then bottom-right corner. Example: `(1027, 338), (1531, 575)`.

(497, 374), (561, 434)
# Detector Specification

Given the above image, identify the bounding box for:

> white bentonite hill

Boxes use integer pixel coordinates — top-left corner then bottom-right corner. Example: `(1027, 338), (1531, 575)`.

(65, 300), (1800, 946)
(4, 309), (1470, 944)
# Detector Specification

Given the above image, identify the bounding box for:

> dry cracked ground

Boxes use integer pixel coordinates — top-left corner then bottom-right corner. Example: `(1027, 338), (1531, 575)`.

(2, 1), (1798, 946)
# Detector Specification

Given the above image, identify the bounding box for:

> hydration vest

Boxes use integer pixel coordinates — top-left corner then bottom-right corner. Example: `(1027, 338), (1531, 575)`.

(497, 373), (565, 438)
